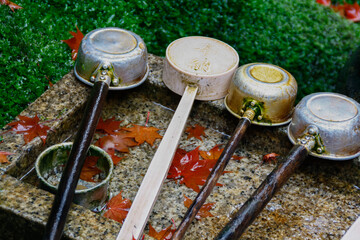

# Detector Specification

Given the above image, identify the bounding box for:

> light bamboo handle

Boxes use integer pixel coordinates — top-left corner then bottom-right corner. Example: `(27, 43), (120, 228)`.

(341, 216), (360, 240)
(116, 85), (198, 240)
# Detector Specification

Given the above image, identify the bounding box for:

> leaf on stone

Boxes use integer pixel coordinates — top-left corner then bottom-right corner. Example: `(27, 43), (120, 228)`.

(232, 155), (244, 161)
(148, 223), (176, 240)
(96, 117), (122, 134)
(183, 195), (215, 220)
(123, 124), (162, 146)
(0, 0), (22, 12)
(185, 124), (206, 141)
(95, 132), (137, 164)
(103, 191), (132, 223)
(0, 151), (13, 164)
(7, 115), (51, 145)
(61, 26), (84, 60)
(167, 147), (224, 192)
(199, 144), (224, 160)
(263, 152), (279, 164)
(79, 156), (102, 182)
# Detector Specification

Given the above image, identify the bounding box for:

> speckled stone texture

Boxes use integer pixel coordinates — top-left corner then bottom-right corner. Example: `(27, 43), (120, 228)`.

(0, 54), (359, 240)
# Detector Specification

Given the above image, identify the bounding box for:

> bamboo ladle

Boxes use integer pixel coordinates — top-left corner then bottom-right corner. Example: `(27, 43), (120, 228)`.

(117, 36), (239, 240)
(43, 28), (149, 240)
(215, 92), (360, 239)
(171, 63), (298, 240)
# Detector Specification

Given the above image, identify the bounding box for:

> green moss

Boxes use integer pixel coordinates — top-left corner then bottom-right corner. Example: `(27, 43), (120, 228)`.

(1, 0), (360, 127)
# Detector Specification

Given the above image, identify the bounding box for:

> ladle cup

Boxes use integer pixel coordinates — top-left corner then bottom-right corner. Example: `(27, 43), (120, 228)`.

(43, 27), (148, 240)
(171, 63), (298, 240)
(215, 92), (360, 239)
(117, 36), (239, 240)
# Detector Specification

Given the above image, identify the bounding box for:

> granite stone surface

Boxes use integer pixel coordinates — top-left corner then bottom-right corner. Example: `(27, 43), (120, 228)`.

(0, 54), (359, 240)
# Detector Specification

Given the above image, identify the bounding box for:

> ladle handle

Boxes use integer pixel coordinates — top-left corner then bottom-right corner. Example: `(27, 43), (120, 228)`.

(117, 85), (198, 240)
(171, 117), (251, 240)
(43, 81), (109, 240)
(214, 144), (308, 240)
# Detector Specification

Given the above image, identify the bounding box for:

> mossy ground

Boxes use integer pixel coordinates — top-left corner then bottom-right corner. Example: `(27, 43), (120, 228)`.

(1, 0), (360, 127)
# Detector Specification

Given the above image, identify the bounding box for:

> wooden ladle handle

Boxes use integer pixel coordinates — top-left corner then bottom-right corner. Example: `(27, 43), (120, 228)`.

(43, 81), (109, 240)
(171, 118), (251, 240)
(215, 144), (308, 240)
(117, 85), (198, 240)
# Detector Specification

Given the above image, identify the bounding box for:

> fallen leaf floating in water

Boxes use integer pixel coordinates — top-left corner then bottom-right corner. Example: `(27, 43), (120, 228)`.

(148, 223), (176, 240)
(7, 115), (51, 145)
(185, 124), (206, 141)
(0, 0), (22, 11)
(123, 124), (162, 146)
(96, 117), (122, 134)
(0, 151), (13, 164)
(183, 194), (215, 220)
(316, 0), (330, 6)
(103, 191), (132, 223)
(61, 26), (84, 60)
(79, 156), (102, 182)
(262, 152), (280, 164)
(95, 132), (137, 165)
(167, 147), (225, 192)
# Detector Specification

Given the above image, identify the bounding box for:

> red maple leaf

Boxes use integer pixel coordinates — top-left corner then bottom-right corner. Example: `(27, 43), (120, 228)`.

(263, 153), (280, 164)
(79, 156), (102, 182)
(148, 223), (176, 240)
(316, 0), (331, 6)
(183, 195), (215, 220)
(185, 124), (206, 141)
(332, 2), (360, 22)
(200, 144), (242, 164)
(0, 0), (22, 11)
(95, 132), (137, 165)
(232, 155), (244, 161)
(123, 124), (162, 146)
(96, 117), (122, 134)
(103, 191), (132, 223)
(0, 151), (13, 164)
(199, 144), (224, 160)
(7, 115), (51, 144)
(61, 26), (84, 60)
(167, 147), (224, 192)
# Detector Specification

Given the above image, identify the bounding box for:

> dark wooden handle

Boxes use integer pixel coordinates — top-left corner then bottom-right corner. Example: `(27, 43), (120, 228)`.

(43, 81), (109, 240)
(171, 118), (251, 240)
(214, 144), (308, 240)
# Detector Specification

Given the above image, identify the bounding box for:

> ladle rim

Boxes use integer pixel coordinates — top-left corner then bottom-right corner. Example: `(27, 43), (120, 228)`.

(74, 64), (149, 90)
(287, 124), (360, 160)
(165, 36), (239, 78)
(224, 95), (292, 126)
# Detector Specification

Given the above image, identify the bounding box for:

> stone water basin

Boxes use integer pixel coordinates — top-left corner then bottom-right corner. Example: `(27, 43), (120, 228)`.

(0, 54), (359, 240)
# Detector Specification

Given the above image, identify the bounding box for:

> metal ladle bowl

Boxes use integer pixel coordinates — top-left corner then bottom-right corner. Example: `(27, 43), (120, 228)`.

(74, 27), (149, 90)
(288, 92), (360, 160)
(225, 63), (297, 126)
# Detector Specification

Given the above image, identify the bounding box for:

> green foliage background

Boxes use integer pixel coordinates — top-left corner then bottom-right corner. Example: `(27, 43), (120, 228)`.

(1, 0), (360, 127)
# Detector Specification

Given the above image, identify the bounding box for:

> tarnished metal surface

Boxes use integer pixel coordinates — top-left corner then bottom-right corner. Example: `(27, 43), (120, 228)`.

(162, 36), (239, 100)
(74, 27), (148, 90)
(225, 63), (298, 126)
(288, 92), (360, 160)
